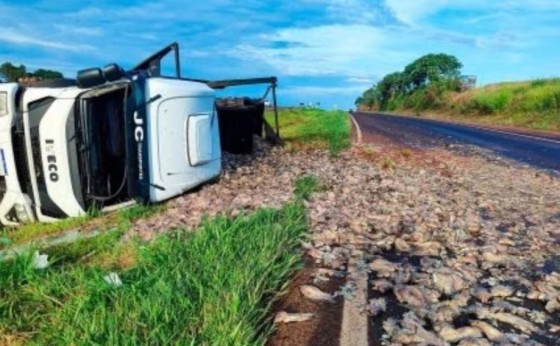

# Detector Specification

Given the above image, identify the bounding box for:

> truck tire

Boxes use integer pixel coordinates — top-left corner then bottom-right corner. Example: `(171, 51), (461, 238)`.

(27, 78), (77, 88)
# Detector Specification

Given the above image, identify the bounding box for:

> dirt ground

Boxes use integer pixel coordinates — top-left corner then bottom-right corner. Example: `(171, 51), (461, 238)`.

(267, 258), (346, 346)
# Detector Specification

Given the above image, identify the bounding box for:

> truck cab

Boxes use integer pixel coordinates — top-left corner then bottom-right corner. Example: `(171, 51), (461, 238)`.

(0, 71), (221, 225)
(0, 42), (279, 227)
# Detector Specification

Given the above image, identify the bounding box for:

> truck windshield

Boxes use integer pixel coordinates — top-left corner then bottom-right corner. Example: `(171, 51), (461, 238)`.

(75, 84), (130, 207)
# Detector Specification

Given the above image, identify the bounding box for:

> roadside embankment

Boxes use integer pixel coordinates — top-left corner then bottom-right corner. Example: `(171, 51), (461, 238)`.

(373, 78), (560, 132)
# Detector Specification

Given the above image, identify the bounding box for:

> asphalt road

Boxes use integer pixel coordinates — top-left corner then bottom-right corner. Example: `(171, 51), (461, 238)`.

(353, 112), (560, 172)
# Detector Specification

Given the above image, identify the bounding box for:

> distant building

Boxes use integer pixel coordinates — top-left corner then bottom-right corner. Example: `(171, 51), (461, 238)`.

(460, 75), (477, 91)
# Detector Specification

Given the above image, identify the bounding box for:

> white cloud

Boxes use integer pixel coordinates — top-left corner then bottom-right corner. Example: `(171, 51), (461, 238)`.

(346, 77), (376, 84)
(320, 0), (386, 23)
(0, 29), (95, 52)
(384, 0), (560, 26)
(53, 25), (103, 37)
(384, 0), (450, 25)
(230, 24), (385, 77)
(282, 84), (368, 95)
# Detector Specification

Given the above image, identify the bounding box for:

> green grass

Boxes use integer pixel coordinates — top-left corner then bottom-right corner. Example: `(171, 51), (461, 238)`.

(294, 175), (325, 200)
(266, 108), (351, 155)
(0, 204), (162, 251)
(0, 202), (307, 346)
(450, 79), (560, 130)
(0, 215), (92, 250)
(448, 79), (560, 130)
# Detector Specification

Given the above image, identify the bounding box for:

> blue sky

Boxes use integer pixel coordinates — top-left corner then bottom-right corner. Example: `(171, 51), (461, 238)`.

(1, 0), (560, 109)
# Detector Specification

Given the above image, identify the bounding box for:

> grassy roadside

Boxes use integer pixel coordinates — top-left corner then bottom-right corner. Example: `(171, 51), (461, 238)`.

(0, 177), (320, 345)
(0, 204), (162, 252)
(266, 108), (351, 155)
(378, 78), (560, 131)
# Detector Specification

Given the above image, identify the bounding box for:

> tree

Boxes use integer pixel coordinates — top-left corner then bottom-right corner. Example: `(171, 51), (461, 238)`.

(0, 62), (27, 82)
(0, 62), (64, 82)
(354, 96), (363, 106)
(357, 86), (381, 110)
(403, 53), (462, 90)
(33, 69), (63, 80)
(355, 53), (463, 111)
(376, 72), (407, 108)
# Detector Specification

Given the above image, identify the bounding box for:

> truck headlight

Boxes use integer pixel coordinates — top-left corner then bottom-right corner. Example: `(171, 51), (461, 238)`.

(14, 203), (31, 223)
(0, 92), (7, 117)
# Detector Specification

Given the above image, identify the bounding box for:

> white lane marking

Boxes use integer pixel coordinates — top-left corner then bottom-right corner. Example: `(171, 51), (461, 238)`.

(372, 112), (560, 145)
(339, 256), (368, 346)
(446, 123), (560, 145)
(349, 113), (363, 144)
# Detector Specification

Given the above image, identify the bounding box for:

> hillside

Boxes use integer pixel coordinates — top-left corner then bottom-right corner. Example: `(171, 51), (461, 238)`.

(371, 78), (560, 131)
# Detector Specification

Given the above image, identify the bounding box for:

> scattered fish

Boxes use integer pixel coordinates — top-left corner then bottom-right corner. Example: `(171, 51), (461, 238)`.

(103, 272), (123, 287)
(369, 258), (397, 275)
(395, 238), (411, 252)
(273, 311), (314, 324)
(371, 279), (393, 293)
(432, 269), (468, 295)
(437, 325), (482, 343)
(427, 304), (460, 324)
(115, 129), (560, 344)
(490, 284), (514, 298)
(393, 285), (426, 308)
(545, 296), (560, 313)
(476, 308), (537, 334)
(366, 298), (387, 316)
(32, 251), (49, 269)
(457, 338), (491, 346)
(299, 285), (335, 303)
(471, 320), (504, 342)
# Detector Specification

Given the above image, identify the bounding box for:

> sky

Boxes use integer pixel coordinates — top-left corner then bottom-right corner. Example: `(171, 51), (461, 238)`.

(1, 0), (560, 109)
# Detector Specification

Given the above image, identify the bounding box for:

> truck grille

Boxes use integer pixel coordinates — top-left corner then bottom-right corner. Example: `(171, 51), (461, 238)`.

(7, 97), (67, 220)
(27, 97), (66, 219)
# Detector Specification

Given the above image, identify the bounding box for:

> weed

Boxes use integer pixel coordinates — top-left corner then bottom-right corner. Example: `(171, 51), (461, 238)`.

(363, 144), (376, 155)
(400, 149), (412, 158)
(381, 157), (396, 170)
(294, 175), (324, 200)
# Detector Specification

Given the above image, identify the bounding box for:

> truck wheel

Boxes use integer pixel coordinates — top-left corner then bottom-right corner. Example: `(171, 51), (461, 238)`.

(27, 78), (77, 88)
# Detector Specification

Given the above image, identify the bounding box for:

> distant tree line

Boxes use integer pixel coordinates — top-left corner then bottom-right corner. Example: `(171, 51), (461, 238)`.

(356, 53), (463, 111)
(0, 62), (63, 83)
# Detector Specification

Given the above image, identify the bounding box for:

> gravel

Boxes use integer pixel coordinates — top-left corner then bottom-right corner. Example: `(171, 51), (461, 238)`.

(126, 138), (560, 345)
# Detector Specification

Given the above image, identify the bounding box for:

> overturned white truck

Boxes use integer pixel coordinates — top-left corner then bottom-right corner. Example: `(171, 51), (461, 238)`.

(0, 43), (279, 226)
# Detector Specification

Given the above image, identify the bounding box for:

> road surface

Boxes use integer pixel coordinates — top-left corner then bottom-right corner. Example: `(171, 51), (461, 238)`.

(353, 112), (560, 172)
